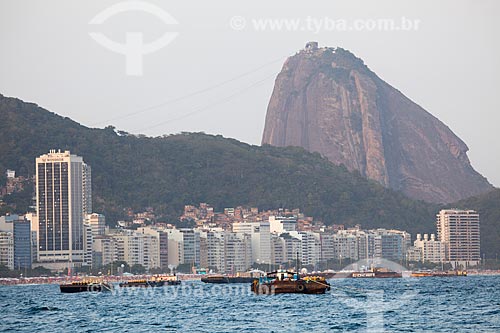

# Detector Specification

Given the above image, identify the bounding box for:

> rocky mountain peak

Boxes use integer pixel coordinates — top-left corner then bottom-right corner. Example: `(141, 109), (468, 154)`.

(262, 43), (492, 203)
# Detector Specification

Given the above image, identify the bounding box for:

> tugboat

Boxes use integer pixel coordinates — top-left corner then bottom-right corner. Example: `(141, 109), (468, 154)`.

(251, 270), (330, 295)
(60, 280), (113, 293)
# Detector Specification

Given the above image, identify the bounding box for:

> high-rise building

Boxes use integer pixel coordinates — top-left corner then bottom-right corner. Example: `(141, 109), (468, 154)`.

(180, 229), (200, 268)
(36, 150), (91, 264)
(138, 227), (169, 271)
(320, 233), (335, 263)
(328, 228), (410, 263)
(83, 223), (93, 267)
(0, 231), (14, 270)
(299, 231), (321, 267)
(92, 236), (116, 268)
(111, 230), (160, 271)
(85, 213), (105, 237)
(233, 221), (271, 264)
(224, 232), (252, 273)
(82, 163), (92, 215)
(376, 229), (411, 262)
(413, 234), (445, 263)
(271, 234), (285, 266)
(406, 246), (423, 262)
(13, 219), (32, 270)
(333, 229), (364, 261)
(437, 209), (480, 268)
(0, 214), (19, 232)
(24, 213), (39, 264)
(164, 228), (200, 269)
(205, 231), (225, 272)
(281, 232), (302, 267)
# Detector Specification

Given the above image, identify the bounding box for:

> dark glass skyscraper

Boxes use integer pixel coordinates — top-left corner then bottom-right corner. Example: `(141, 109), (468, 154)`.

(13, 219), (31, 270)
(36, 150), (91, 263)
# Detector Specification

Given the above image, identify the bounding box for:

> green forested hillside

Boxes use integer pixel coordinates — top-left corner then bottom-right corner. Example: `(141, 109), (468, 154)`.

(453, 189), (500, 260)
(0, 94), (498, 257)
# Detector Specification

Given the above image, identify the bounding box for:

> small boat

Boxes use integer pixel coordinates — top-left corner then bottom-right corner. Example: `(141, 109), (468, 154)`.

(411, 271), (434, 278)
(60, 280), (112, 293)
(433, 270), (467, 277)
(251, 270), (330, 294)
(119, 275), (181, 287)
(333, 267), (402, 279)
(119, 279), (164, 288)
(201, 270), (264, 284)
(164, 279), (182, 285)
(162, 275), (182, 285)
(304, 272), (336, 279)
(201, 275), (256, 284)
(411, 270), (467, 278)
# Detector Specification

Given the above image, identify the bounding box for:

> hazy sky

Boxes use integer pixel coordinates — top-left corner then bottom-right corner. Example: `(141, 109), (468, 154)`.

(1, 0), (499, 186)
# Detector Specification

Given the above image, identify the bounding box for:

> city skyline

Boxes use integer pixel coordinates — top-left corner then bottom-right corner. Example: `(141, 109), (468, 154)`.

(0, 149), (488, 273)
(1, 195), (482, 274)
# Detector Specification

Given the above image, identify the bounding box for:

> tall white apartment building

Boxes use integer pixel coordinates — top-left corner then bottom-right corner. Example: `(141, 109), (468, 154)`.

(299, 231), (321, 266)
(224, 232), (252, 273)
(437, 209), (480, 268)
(232, 221), (271, 264)
(204, 230), (225, 273)
(112, 231), (160, 271)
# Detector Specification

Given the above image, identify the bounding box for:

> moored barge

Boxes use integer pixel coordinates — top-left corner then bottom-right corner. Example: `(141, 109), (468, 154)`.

(411, 270), (467, 278)
(119, 279), (165, 288)
(251, 270), (330, 294)
(60, 280), (112, 293)
(119, 275), (181, 287)
(201, 270), (263, 284)
(201, 275), (256, 284)
(333, 267), (402, 279)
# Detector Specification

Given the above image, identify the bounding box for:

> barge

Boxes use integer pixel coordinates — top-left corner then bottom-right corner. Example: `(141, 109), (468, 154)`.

(60, 280), (112, 293)
(201, 275), (256, 284)
(251, 270), (330, 294)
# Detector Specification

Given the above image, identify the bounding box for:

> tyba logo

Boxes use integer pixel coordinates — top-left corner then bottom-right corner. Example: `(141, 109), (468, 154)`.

(89, 1), (179, 76)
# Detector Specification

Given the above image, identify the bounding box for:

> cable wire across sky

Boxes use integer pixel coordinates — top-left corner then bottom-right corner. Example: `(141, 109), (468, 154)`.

(90, 57), (285, 128)
(133, 70), (279, 134)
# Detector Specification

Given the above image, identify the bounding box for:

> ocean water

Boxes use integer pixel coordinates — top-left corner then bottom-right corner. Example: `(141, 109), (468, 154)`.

(0, 275), (499, 332)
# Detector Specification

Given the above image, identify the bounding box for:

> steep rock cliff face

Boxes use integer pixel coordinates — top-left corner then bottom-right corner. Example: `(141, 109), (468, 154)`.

(262, 44), (492, 203)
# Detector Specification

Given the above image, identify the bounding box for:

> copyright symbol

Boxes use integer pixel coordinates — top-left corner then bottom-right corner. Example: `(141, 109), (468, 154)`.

(230, 16), (246, 30)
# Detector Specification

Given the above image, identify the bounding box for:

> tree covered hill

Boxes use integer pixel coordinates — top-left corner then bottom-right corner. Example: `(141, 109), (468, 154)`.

(453, 189), (500, 260)
(0, 93), (498, 257)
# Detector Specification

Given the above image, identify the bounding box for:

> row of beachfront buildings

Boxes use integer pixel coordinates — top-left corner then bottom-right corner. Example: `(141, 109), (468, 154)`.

(0, 209), (481, 273)
(0, 150), (481, 273)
